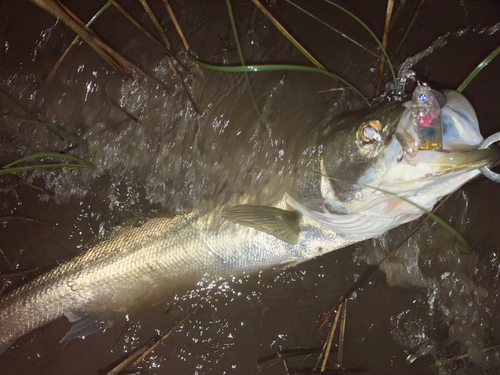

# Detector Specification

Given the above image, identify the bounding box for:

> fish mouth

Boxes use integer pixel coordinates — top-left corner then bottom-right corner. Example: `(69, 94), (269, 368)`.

(403, 148), (499, 178)
(391, 89), (499, 182)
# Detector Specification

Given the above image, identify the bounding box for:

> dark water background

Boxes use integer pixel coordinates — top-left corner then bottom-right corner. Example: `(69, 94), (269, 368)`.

(1, 0), (500, 374)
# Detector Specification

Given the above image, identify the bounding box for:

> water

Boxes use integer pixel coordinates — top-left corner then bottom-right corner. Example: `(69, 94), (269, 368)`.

(1, 0), (500, 374)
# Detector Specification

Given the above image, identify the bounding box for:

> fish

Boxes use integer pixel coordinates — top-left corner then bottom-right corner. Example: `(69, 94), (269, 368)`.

(0, 88), (496, 355)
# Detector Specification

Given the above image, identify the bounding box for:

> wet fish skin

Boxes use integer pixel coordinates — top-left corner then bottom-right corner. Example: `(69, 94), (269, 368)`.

(0, 212), (358, 354)
(0, 90), (495, 355)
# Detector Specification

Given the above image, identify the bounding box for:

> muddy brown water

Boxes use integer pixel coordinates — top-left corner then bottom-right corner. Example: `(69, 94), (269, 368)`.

(1, 0), (500, 374)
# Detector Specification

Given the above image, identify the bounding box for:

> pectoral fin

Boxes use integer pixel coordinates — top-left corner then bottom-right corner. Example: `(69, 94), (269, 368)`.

(222, 205), (300, 245)
(61, 311), (110, 343)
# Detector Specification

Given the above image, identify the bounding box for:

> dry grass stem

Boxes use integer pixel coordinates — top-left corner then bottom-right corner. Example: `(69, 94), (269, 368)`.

(165, 55), (200, 113)
(47, 44), (75, 83)
(0, 216), (52, 226)
(111, 0), (189, 74)
(162, 0), (204, 80)
(137, 0), (198, 111)
(0, 282), (8, 296)
(0, 269), (40, 279)
(318, 193), (453, 331)
(433, 345), (500, 367)
(257, 348), (324, 370)
(321, 303), (343, 372)
(0, 91), (82, 143)
(105, 341), (153, 375)
(163, 0), (190, 51)
(376, 0), (394, 95)
(31, 0), (172, 92)
(279, 345), (291, 375)
(282, 359), (290, 375)
(317, 221), (423, 331)
(394, 0), (425, 56)
(251, 0), (325, 70)
(112, 0), (167, 51)
(132, 305), (200, 366)
(57, 0), (127, 74)
(0, 252), (14, 272)
(47, 1), (112, 82)
(138, 0), (171, 50)
(318, 88), (345, 93)
(31, 0), (129, 75)
(106, 306), (199, 374)
(111, 100), (141, 124)
(389, 0), (406, 32)
(55, 0), (87, 27)
(161, 0), (203, 87)
(382, 0), (394, 51)
(338, 299), (347, 368)
(284, 0), (379, 59)
(35, 1), (198, 110)
(19, 179), (53, 195)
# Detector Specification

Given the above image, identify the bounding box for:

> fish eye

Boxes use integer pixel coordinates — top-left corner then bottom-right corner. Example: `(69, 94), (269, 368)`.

(358, 120), (383, 143)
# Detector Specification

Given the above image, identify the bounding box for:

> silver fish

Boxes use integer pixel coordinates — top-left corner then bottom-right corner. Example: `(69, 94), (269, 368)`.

(0, 89), (496, 354)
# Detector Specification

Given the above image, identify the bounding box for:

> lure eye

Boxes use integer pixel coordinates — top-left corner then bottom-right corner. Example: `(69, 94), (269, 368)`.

(397, 150), (404, 162)
(358, 120), (382, 143)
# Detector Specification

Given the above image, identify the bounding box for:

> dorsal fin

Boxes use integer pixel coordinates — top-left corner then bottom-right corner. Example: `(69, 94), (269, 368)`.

(222, 205), (300, 245)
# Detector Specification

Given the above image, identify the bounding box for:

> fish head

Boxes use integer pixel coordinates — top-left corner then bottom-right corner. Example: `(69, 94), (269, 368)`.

(321, 100), (407, 209)
(290, 90), (498, 236)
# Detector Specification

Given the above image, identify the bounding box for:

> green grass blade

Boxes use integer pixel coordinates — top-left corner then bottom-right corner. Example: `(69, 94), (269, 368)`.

(2, 153), (94, 169)
(226, 0), (263, 118)
(0, 90), (84, 144)
(360, 183), (471, 250)
(0, 164), (96, 176)
(457, 45), (500, 93)
(69, 1), (113, 46)
(2, 153), (96, 176)
(226, 0), (246, 68)
(321, 0), (399, 93)
(320, 170), (471, 250)
(284, 0), (379, 59)
(87, 1), (112, 27)
(188, 53), (371, 106)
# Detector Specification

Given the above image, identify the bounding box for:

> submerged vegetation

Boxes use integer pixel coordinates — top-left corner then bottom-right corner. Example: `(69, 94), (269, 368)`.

(1, 0), (499, 374)
(1, 153), (95, 176)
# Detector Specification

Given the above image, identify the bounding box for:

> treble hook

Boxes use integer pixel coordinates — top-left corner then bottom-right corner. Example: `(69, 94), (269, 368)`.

(479, 132), (500, 183)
